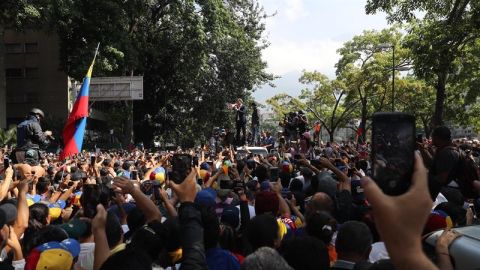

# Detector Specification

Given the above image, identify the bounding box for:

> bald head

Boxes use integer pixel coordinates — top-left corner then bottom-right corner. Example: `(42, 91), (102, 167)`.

(307, 192), (334, 214)
(14, 163), (33, 179)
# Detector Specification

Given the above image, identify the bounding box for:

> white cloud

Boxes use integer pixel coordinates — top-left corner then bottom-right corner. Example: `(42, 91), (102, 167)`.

(262, 39), (342, 76)
(284, 0), (307, 21)
(255, 0), (389, 102)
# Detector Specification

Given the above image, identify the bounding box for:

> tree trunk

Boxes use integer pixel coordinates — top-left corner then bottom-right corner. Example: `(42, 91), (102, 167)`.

(422, 118), (431, 138)
(431, 70), (448, 128)
(359, 103), (368, 143)
(329, 130), (334, 143)
(0, 25), (6, 129)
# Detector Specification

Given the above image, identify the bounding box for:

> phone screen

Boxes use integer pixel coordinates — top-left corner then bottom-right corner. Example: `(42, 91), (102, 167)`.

(270, 167), (279, 182)
(193, 156), (199, 167)
(372, 112), (415, 196)
(130, 171), (138, 180)
(171, 154), (192, 184)
(3, 156), (9, 168)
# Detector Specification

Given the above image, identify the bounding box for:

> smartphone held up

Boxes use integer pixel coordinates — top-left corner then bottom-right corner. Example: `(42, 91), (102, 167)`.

(170, 154), (192, 184)
(371, 112), (416, 196)
(3, 156), (9, 169)
(269, 167), (279, 182)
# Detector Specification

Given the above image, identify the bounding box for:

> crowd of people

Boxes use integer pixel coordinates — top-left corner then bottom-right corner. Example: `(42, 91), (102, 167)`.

(0, 108), (479, 270)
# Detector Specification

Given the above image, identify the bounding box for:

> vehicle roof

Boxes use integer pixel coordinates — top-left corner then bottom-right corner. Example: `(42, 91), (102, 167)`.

(425, 225), (480, 270)
(236, 147), (268, 151)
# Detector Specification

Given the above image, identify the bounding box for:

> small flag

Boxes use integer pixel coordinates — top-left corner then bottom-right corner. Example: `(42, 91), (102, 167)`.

(60, 45), (99, 160)
(355, 122), (364, 146)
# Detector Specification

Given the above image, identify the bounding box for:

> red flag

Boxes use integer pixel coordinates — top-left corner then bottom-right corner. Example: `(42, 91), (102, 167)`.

(355, 124), (364, 146)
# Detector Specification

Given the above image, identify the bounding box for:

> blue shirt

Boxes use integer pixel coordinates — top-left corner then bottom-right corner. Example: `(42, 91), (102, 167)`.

(206, 248), (240, 270)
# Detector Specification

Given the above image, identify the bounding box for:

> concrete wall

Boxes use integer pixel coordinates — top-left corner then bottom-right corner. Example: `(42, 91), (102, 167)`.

(4, 30), (68, 125)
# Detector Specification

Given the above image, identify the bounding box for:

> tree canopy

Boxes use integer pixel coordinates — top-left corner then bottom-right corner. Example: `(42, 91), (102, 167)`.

(48, 0), (273, 146)
(366, 0), (480, 127)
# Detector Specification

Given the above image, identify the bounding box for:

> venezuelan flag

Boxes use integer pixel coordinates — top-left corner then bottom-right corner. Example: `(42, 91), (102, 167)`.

(60, 46), (98, 160)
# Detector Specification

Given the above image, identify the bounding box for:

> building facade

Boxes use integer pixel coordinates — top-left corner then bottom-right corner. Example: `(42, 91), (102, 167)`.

(3, 30), (69, 127)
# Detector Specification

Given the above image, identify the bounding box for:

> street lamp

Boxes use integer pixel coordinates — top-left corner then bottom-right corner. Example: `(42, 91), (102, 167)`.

(377, 43), (411, 112)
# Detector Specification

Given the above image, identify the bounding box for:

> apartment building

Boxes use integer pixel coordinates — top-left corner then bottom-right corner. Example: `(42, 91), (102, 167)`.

(3, 30), (69, 127)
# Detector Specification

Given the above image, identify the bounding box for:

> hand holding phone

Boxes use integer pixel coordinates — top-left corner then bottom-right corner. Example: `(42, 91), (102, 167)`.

(193, 156), (199, 167)
(130, 170), (138, 180)
(170, 154), (192, 184)
(3, 156), (9, 169)
(269, 167), (279, 182)
(167, 169), (197, 203)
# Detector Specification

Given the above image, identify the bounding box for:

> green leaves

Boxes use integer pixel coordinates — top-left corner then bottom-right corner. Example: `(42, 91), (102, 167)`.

(366, 0), (480, 126)
(43, 0), (272, 146)
(0, 0), (50, 28)
(0, 126), (16, 147)
(266, 93), (305, 123)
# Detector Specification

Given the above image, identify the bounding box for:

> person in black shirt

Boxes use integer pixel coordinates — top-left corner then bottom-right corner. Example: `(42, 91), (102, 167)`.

(297, 110), (308, 134)
(14, 108), (52, 164)
(419, 126), (460, 199)
(251, 102), (260, 146)
(231, 98), (246, 146)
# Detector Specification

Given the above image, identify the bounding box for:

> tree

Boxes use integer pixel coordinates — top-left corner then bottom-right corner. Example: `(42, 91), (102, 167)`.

(394, 77), (436, 136)
(298, 71), (358, 142)
(51, 0), (273, 147)
(366, 0), (480, 127)
(442, 38), (480, 132)
(0, 125), (16, 147)
(336, 28), (409, 142)
(266, 93), (305, 123)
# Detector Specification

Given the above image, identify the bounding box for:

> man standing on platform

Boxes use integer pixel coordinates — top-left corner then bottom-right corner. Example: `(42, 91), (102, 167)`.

(232, 98), (246, 146)
(251, 102), (260, 146)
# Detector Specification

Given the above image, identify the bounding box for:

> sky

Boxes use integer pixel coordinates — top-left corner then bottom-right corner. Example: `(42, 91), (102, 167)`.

(253, 0), (390, 103)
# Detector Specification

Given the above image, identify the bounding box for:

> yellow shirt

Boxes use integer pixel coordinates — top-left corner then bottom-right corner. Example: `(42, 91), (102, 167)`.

(111, 243), (126, 254)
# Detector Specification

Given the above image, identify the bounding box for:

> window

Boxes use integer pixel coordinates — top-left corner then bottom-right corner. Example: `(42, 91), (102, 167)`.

(25, 42), (38, 53)
(25, 67), (39, 78)
(5, 43), (23, 54)
(5, 68), (23, 78)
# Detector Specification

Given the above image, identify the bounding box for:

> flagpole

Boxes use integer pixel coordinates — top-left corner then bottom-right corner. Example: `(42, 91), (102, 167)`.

(93, 42), (100, 63)
(87, 43), (99, 110)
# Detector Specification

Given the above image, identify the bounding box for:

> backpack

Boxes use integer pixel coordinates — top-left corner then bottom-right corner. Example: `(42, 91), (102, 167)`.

(449, 147), (479, 199)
